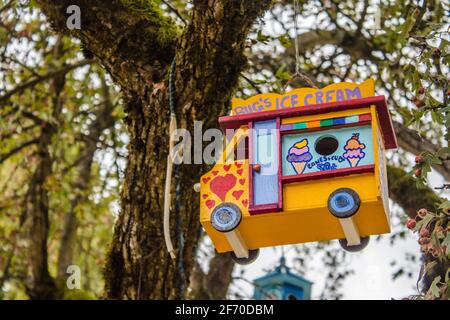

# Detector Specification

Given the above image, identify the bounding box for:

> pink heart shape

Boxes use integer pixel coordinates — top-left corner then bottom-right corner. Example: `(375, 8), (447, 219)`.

(202, 177), (210, 184)
(232, 190), (244, 200)
(206, 199), (216, 209)
(210, 174), (237, 202)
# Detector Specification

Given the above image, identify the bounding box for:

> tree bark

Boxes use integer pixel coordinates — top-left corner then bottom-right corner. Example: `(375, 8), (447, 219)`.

(106, 1), (273, 300)
(36, 0), (273, 299)
(387, 165), (441, 219)
(190, 253), (235, 300)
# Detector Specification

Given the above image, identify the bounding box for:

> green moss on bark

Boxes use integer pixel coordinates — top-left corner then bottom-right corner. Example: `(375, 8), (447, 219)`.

(120, 0), (179, 45)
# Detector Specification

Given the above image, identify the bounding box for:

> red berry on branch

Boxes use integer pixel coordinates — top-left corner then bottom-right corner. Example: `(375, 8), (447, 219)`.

(419, 237), (430, 245)
(406, 219), (416, 229)
(415, 155), (424, 164)
(417, 208), (428, 218)
(431, 248), (441, 257)
(414, 168), (422, 177)
(417, 87), (425, 95)
(415, 100), (425, 108)
(420, 229), (430, 238)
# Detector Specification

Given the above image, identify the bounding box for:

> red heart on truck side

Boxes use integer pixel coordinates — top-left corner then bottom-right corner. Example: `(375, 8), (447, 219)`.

(210, 174), (237, 202)
(232, 190), (244, 200)
(206, 199), (216, 209)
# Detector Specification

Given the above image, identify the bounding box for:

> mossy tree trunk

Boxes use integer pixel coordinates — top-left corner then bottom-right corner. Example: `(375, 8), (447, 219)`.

(190, 253), (235, 299)
(23, 40), (65, 300)
(57, 77), (115, 285)
(36, 0), (273, 299)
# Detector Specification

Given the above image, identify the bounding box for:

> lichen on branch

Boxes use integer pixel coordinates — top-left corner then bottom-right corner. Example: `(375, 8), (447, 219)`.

(120, 0), (180, 45)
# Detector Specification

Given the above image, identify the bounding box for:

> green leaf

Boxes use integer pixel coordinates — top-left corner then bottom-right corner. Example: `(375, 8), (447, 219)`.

(424, 260), (438, 275)
(401, 9), (417, 36)
(439, 201), (450, 210)
(428, 155), (442, 165)
(437, 147), (450, 158)
(443, 234), (450, 257)
(275, 65), (291, 81)
(278, 34), (291, 48)
(256, 30), (270, 44)
(429, 276), (441, 298)
(416, 213), (434, 230)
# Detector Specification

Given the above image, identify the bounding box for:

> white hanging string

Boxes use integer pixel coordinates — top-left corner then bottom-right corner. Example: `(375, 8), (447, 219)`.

(293, 0), (301, 76)
(286, 0), (317, 90)
(164, 58), (178, 260)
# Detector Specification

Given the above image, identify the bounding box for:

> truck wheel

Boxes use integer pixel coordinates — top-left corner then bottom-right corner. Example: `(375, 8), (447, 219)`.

(230, 249), (260, 265)
(327, 188), (361, 218)
(339, 236), (370, 252)
(210, 203), (242, 232)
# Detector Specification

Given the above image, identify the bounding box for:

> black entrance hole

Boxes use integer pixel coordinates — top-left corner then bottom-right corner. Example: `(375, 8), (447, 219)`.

(315, 135), (339, 156)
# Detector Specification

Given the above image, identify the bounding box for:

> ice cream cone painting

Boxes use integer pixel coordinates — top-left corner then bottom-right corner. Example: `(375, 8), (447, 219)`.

(287, 139), (313, 174)
(343, 133), (366, 167)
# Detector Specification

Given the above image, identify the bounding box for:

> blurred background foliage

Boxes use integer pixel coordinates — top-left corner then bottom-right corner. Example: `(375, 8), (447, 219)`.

(0, 0), (126, 299)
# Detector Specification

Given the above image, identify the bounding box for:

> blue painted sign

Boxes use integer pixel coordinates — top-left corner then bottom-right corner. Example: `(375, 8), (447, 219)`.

(282, 125), (374, 176)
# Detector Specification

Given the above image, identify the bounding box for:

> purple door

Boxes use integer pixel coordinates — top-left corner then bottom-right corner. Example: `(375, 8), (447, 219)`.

(250, 119), (280, 212)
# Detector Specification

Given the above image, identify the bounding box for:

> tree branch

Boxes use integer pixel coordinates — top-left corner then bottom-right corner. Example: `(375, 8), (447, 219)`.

(410, 0), (428, 35)
(393, 122), (450, 182)
(0, 59), (92, 104)
(0, 138), (39, 165)
(190, 253), (235, 299)
(35, 0), (178, 89)
(387, 165), (441, 219)
(161, 0), (187, 25)
(0, 0), (14, 15)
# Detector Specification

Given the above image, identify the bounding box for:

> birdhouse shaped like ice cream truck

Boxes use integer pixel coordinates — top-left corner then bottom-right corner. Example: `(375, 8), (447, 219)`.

(199, 79), (397, 264)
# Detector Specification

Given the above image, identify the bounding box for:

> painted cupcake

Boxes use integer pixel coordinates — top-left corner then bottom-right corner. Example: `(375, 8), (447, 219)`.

(343, 133), (366, 167)
(287, 139), (313, 174)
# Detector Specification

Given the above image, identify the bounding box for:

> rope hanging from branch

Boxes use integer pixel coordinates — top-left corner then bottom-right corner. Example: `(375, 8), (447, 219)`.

(285, 0), (317, 90)
(293, 0), (301, 77)
(163, 57), (178, 259)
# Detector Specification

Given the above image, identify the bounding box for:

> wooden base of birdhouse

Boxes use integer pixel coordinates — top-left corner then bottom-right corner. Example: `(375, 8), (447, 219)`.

(224, 229), (248, 258)
(201, 171), (390, 254)
(339, 218), (361, 246)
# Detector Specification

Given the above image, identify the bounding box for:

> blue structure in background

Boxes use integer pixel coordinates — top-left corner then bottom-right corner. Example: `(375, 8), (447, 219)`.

(253, 257), (313, 300)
